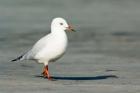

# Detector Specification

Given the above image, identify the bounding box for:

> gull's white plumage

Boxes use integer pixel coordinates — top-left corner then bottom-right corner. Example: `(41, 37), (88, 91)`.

(11, 17), (75, 80)
(21, 18), (68, 65)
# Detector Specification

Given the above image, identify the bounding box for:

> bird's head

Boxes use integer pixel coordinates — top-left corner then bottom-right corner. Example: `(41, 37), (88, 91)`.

(51, 17), (75, 32)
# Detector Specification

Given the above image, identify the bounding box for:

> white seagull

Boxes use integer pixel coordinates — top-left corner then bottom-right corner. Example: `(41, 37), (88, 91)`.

(11, 17), (75, 80)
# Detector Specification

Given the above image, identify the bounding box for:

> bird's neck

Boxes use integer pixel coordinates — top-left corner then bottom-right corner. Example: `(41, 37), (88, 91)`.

(51, 27), (68, 47)
(51, 28), (68, 45)
(51, 27), (66, 36)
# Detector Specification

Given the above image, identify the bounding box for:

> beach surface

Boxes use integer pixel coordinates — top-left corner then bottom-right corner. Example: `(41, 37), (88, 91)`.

(0, 0), (140, 93)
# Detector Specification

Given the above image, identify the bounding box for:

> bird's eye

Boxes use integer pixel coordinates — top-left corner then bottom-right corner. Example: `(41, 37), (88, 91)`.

(60, 23), (63, 25)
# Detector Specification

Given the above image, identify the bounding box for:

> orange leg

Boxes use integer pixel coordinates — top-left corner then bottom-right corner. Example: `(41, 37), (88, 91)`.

(42, 65), (52, 80)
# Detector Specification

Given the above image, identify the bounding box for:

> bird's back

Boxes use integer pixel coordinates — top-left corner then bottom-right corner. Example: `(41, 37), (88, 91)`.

(24, 32), (68, 62)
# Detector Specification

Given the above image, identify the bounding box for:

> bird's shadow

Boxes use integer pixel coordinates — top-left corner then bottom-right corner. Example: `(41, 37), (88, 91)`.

(35, 75), (118, 80)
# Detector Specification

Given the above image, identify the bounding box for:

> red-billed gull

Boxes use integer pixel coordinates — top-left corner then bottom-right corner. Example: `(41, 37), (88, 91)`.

(11, 17), (75, 80)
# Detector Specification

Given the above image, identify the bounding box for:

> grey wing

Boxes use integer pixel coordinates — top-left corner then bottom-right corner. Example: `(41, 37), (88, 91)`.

(23, 34), (51, 60)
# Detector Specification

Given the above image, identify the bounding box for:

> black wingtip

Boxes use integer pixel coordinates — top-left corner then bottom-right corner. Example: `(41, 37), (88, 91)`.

(11, 55), (23, 62)
(11, 59), (17, 62)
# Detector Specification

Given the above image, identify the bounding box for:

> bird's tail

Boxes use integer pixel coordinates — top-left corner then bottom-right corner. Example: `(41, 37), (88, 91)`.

(11, 55), (24, 62)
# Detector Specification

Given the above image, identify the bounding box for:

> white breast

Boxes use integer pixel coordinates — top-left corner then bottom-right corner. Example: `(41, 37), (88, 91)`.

(34, 31), (68, 62)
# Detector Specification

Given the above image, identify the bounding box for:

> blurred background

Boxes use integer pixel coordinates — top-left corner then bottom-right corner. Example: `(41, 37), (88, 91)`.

(1, 0), (140, 58)
(0, 0), (140, 91)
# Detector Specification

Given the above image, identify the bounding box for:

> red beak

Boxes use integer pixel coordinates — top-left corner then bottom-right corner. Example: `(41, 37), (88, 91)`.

(66, 25), (75, 32)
